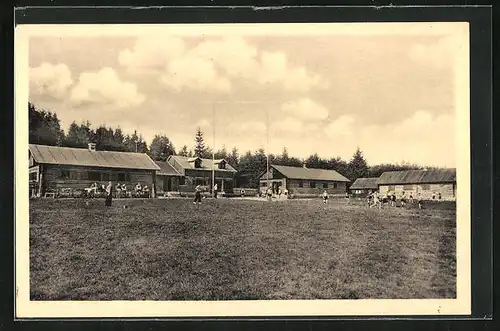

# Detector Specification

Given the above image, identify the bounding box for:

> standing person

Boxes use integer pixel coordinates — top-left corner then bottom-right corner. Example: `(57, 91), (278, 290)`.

(105, 181), (113, 207)
(135, 182), (142, 198)
(401, 191), (407, 208)
(322, 190), (329, 204)
(417, 192), (423, 209)
(438, 192), (442, 200)
(345, 191), (350, 204)
(213, 183), (218, 199)
(241, 188), (246, 197)
(115, 182), (122, 198)
(193, 184), (202, 205)
(278, 187), (282, 200)
(409, 192), (414, 204)
(391, 192), (397, 207)
(266, 187), (273, 201)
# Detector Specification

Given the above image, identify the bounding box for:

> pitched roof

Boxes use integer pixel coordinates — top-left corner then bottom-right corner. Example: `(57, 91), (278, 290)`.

(154, 161), (183, 176)
(350, 177), (380, 190)
(29, 144), (160, 171)
(377, 169), (456, 185)
(270, 165), (350, 182)
(169, 155), (237, 172)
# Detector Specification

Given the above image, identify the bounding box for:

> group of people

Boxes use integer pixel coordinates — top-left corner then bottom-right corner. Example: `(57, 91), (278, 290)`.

(85, 181), (152, 207)
(365, 190), (441, 209)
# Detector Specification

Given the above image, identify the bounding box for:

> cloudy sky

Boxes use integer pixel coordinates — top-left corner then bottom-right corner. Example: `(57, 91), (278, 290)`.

(27, 23), (467, 167)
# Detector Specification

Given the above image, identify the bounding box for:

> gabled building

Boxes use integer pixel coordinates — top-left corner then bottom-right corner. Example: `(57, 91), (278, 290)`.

(259, 164), (350, 197)
(29, 143), (160, 198)
(166, 155), (238, 192)
(377, 168), (456, 200)
(349, 177), (379, 196)
(154, 161), (184, 195)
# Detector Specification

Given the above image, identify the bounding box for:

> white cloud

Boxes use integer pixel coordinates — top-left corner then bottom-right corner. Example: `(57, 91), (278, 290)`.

(118, 36), (186, 73)
(119, 36), (328, 93)
(281, 98), (329, 121)
(324, 115), (355, 137)
(321, 111), (455, 167)
(272, 116), (304, 133)
(161, 55), (231, 92)
(70, 67), (145, 109)
(194, 118), (211, 129)
(30, 62), (73, 100)
(238, 121), (267, 133)
(408, 36), (463, 68)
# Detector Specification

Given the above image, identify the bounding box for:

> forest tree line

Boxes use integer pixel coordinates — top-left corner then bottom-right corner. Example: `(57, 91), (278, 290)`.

(28, 102), (430, 187)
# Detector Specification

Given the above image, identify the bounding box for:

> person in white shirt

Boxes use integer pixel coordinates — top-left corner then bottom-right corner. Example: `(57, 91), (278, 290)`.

(322, 190), (329, 204)
(194, 185), (202, 204)
(213, 183), (218, 199)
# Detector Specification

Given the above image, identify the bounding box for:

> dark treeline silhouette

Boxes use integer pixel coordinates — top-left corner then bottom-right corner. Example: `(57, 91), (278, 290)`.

(28, 102), (431, 188)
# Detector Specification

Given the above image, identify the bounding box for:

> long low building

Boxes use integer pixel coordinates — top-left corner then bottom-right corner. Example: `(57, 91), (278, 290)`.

(29, 143), (160, 198)
(259, 164), (350, 197)
(377, 168), (456, 200)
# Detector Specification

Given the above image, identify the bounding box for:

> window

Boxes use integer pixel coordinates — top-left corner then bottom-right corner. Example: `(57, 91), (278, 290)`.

(110, 173), (118, 181)
(298, 181), (303, 188)
(333, 182), (338, 189)
(218, 161), (226, 169)
(388, 185), (395, 191)
(102, 173), (110, 181)
(403, 184), (413, 190)
(70, 172), (78, 180)
(118, 173), (131, 182)
(310, 181), (316, 188)
(60, 171), (70, 180)
(421, 184), (430, 190)
(323, 183), (328, 189)
(29, 172), (37, 181)
(89, 172), (101, 181)
(261, 182), (266, 187)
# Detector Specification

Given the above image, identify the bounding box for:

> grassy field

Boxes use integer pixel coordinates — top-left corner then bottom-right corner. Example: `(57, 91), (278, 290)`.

(29, 197), (456, 300)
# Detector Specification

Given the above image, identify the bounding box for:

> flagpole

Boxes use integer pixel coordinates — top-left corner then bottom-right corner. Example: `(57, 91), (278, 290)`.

(266, 107), (269, 194)
(212, 103), (215, 198)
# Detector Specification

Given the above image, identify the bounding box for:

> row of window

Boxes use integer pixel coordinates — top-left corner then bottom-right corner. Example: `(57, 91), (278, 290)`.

(260, 181), (339, 189)
(299, 181), (338, 189)
(386, 184), (431, 191)
(59, 171), (131, 182)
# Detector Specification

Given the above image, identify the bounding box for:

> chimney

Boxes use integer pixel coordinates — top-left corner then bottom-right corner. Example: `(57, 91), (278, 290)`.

(88, 143), (96, 151)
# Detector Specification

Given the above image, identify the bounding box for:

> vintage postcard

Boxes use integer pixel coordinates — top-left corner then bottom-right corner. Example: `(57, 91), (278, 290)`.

(15, 22), (470, 318)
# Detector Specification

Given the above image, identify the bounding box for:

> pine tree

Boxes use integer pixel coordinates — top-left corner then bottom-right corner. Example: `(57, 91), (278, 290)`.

(178, 145), (189, 157)
(150, 134), (175, 161)
(347, 147), (369, 181)
(194, 127), (207, 158)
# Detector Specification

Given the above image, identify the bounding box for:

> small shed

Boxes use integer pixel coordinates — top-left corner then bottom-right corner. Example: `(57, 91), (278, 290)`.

(349, 177), (379, 196)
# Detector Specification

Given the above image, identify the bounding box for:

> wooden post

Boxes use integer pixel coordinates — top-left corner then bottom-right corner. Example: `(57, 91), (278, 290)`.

(152, 171), (157, 198)
(38, 165), (43, 197)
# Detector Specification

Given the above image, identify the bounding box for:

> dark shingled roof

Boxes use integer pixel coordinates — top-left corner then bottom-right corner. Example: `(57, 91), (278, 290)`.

(350, 177), (380, 190)
(169, 155), (237, 172)
(270, 165), (350, 182)
(377, 169), (456, 185)
(29, 144), (160, 171)
(154, 161), (183, 176)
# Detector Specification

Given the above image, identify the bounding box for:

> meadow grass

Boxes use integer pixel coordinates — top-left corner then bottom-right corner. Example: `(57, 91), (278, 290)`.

(29, 197), (456, 300)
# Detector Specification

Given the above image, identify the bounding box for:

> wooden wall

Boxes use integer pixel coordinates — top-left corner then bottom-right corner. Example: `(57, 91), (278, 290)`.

(379, 183), (455, 200)
(41, 165), (155, 194)
(288, 179), (347, 196)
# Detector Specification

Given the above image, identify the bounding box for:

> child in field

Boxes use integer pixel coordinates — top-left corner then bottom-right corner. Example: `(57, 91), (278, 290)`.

(115, 182), (122, 198)
(266, 187), (272, 201)
(105, 181), (113, 207)
(391, 192), (397, 207)
(401, 191), (407, 207)
(417, 193), (423, 209)
(409, 192), (414, 203)
(322, 190), (329, 204)
(194, 185), (202, 205)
